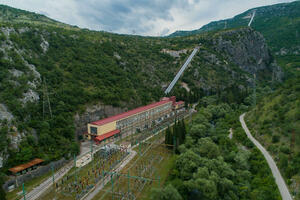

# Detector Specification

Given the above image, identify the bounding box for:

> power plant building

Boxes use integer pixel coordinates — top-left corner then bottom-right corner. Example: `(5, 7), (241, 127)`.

(86, 96), (184, 144)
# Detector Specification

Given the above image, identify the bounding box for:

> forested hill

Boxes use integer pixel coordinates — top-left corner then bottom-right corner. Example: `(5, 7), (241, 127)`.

(169, 1), (300, 59)
(245, 73), (300, 196)
(0, 5), (280, 169)
(0, 5), (78, 29)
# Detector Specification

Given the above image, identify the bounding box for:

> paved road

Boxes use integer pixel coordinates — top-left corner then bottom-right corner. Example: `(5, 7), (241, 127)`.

(240, 113), (293, 200)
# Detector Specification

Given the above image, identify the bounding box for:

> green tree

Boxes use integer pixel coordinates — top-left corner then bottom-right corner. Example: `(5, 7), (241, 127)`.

(150, 184), (182, 200)
(0, 174), (6, 200)
(193, 138), (220, 159)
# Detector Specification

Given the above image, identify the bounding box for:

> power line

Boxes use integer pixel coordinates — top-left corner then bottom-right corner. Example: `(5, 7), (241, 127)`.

(42, 78), (53, 119)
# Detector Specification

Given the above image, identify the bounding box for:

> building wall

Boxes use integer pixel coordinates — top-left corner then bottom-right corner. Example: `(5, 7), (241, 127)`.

(117, 101), (172, 126)
(87, 121), (116, 136)
(116, 101), (172, 134)
(87, 101), (173, 138)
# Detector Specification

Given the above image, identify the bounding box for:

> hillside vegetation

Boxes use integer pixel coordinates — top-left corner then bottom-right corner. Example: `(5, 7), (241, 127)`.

(153, 101), (281, 200)
(169, 0), (300, 73)
(245, 74), (300, 198)
(0, 4), (281, 172)
(0, 5), (78, 30)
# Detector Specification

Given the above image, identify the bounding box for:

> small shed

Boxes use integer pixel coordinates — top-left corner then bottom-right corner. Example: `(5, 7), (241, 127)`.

(9, 158), (44, 176)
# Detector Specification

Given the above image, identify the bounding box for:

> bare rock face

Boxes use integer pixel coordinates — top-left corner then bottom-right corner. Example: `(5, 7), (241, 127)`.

(0, 104), (13, 122)
(161, 49), (188, 58)
(74, 103), (126, 138)
(1, 27), (15, 37)
(21, 89), (40, 104)
(40, 35), (49, 53)
(213, 28), (283, 80)
(9, 69), (23, 77)
(8, 130), (24, 149)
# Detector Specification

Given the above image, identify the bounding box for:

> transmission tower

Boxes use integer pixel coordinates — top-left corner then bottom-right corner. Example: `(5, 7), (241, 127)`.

(42, 78), (53, 119)
(253, 74), (256, 108)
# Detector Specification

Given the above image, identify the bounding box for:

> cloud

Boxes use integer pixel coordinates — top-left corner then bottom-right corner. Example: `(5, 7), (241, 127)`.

(0, 0), (294, 36)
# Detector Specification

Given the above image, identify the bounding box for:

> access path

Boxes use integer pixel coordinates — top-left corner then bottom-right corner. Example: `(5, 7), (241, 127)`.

(239, 113), (293, 200)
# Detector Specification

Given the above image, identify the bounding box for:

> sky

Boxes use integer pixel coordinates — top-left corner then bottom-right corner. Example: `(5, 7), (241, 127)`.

(0, 0), (295, 36)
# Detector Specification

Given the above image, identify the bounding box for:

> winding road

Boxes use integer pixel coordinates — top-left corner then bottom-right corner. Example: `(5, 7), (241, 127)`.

(240, 113), (293, 200)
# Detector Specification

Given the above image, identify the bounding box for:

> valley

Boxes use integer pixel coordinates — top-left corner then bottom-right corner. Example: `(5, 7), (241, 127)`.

(0, 1), (299, 200)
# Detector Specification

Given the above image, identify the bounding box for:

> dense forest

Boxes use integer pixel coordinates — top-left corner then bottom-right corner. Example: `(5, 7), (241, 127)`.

(0, 4), (278, 173)
(0, 2), (299, 199)
(245, 73), (300, 197)
(169, 1), (300, 53)
(155, 98), (281, 200)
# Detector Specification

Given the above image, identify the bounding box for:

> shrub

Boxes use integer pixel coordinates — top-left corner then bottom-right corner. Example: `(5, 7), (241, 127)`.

(272, 135), (280, 143)
(280, 145), (290, 154)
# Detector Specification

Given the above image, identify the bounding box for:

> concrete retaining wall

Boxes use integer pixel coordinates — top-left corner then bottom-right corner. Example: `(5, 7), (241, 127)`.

(3, 158), (69, 191)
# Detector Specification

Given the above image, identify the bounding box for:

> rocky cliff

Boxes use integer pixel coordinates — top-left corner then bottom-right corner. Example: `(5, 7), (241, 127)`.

(74, 103), (126, 138)
(176, 28), (282, 99)
(0, 4), (282, 169)
(212, 28), (283, 80)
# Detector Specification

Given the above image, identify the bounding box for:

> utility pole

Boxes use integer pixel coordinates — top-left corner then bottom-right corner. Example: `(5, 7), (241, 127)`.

(42, 78), (53, 119)
(111, 174), (114, 200)
(22, 183), (26, 200)
(253, 74), (256, 108)
(42, 79), (45, 120)
(139, 142), (141, 156)
(51, 164), (55, 199)
(90, 139), (93, 159)
(127, 171), (130, 199)
(290, 129), (295, 160)
(74, 154), (77, 184)
(158, 175), (161, 186)
(253, 74), (257, 127)
(189, 106), (192, 124)
(173, 135), (176, 154)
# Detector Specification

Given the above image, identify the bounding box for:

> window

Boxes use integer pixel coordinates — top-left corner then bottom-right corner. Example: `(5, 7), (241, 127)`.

(90, 126), (97, 134)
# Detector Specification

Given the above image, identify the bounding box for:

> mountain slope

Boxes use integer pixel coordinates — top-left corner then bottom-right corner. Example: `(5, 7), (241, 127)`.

(169, 1), (300, 60)
(0, 4), (78, 29)
(245, 74), (300, 198)
(0, 5), (280, 170)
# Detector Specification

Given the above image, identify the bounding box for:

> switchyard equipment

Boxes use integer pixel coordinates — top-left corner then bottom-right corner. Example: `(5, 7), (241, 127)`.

(96, 139), (173, 200)
(36, 106), (188, 200)
(38, 145), (129, 200)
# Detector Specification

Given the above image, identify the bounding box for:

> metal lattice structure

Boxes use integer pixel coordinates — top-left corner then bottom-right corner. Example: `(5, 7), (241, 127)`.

(36, 110), (188, 200)
(98, 141), (173, 200)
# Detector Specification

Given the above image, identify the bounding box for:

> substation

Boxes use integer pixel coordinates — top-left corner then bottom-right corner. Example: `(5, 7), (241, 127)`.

(39, 96), (188, 200)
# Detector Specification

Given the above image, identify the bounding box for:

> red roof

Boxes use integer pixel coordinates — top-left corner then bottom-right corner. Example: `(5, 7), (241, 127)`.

(91, 99), (171, 126)
(9, 158), (44, 174)
(175, 101), (184, 105)
(94, 129), (120, 142)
